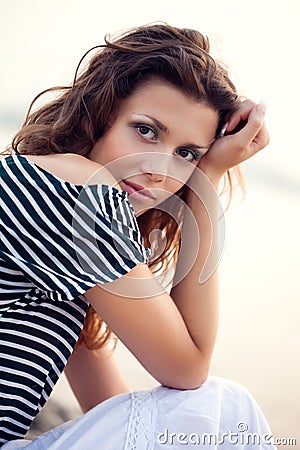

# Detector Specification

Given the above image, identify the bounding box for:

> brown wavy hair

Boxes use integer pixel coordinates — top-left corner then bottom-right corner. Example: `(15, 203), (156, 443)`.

(9, 23), (244, 349)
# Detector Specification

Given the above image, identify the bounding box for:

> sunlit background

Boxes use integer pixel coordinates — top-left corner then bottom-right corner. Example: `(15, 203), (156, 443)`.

(1, 0), (299, 445)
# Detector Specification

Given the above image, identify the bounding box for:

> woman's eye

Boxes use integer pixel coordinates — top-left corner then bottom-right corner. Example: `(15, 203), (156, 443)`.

(135, 124), (158, 141)
(175, 148), (200, 162)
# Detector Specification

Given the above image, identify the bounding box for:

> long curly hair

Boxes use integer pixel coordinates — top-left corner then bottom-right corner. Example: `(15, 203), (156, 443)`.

(9, 23), (243, 349)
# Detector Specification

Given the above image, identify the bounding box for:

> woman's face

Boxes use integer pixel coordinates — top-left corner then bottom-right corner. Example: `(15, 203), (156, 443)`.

(88, 78), (219, 213)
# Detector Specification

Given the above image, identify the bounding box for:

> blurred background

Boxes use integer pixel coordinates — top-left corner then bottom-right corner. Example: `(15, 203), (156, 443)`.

(1, 0), (299, 447)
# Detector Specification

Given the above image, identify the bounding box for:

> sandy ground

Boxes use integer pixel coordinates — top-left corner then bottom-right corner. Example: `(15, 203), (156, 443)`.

(29, 167), (300, 449)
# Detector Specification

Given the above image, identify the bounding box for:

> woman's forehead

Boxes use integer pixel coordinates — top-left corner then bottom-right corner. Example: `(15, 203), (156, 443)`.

(117, 79), (219, 143)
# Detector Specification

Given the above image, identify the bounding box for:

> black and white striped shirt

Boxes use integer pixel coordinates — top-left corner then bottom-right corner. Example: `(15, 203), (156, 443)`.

(0, 154), (150, 445)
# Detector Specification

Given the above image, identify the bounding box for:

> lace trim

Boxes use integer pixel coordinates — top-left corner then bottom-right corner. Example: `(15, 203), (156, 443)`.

(124, 389), (157, 450)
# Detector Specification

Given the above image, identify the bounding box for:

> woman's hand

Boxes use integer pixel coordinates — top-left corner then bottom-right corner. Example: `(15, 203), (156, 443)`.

(198, 99), (270, 183)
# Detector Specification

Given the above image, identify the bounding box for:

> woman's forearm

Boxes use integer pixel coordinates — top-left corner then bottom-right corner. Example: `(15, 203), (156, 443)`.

(170, 170), (221, 364)
(65, 342), (129, 412)
(170, 100), (269, 363)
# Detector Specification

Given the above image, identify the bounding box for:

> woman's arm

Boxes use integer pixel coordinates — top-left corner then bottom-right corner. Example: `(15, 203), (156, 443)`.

(72, 186), (220, 398)
(169, 100), (270, 366)
(85, 267), (208, 390)
(169, 171), (221, 369)
(65, 341), (129, 413)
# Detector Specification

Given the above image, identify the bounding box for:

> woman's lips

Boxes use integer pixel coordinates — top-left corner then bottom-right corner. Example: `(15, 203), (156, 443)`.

(121, 180), (156, 201)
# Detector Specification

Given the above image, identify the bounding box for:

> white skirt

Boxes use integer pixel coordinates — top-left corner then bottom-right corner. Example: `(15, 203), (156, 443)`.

(3, 376), (276, 449)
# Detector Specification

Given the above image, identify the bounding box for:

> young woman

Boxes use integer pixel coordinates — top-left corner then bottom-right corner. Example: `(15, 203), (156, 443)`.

(0, 24), (274, 449)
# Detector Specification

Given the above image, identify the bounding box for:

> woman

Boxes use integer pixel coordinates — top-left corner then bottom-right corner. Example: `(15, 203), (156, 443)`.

(0, 24), (274, 449)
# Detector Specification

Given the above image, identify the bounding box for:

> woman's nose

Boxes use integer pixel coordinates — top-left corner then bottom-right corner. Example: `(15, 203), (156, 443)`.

(140, 153), (169, 182)
(142, 170), (166, 182)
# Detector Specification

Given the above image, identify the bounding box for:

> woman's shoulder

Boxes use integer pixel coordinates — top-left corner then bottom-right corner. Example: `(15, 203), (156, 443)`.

(22, 153), (120, 188)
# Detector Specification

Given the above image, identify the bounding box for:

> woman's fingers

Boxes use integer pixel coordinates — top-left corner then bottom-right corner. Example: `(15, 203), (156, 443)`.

(226, 99), (256, 133)
(229, 101), (268, 155)
(248, 119), (270, 156)
(199, 99), (270, 179)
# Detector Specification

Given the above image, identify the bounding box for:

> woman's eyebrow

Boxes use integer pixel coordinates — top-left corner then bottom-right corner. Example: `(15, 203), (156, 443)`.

(143, 114), (169, 133)
(133, 114), (169, 133)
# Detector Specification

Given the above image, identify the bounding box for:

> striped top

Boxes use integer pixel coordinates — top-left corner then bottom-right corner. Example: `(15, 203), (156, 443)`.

(0, 154), (150, 445)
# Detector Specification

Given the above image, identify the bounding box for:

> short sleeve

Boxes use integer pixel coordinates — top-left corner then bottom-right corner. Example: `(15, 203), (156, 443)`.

(1, 167), (151, 301)
(70, 184), (151, 293)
